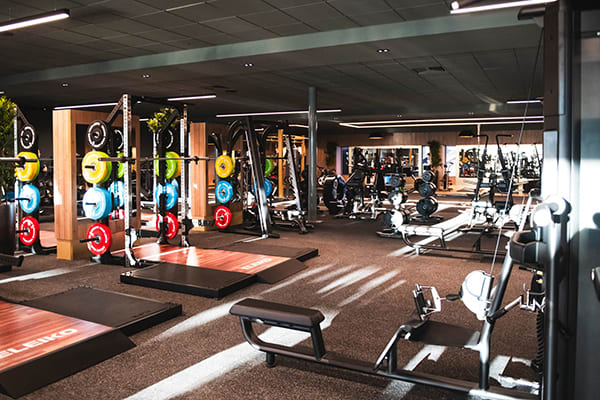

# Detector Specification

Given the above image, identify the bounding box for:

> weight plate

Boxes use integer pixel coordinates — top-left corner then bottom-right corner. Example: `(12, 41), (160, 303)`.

(389, 175), (404, 188)
(216, 180), (234, 204)
(19, 216), (40, 246)
(19, 125), (37, 150)
(155, 211), (179, 240)
(87, 120), (109, 150)
(416, 197), (438, 217)
(83, 187), (112, 220)
(117, 152), (125, 178)
(215, 154), (234, 178)
(264, 178), (273, 197)
(154, 182), (178, 210)
(417, 182), (436, 198)
(82, 151), (112, 184)
(214, 206), (232, 229)
(154, 151), (180, 180)
(422, 170), (434, 183)
(112, 128), (124, 151)
(252, 178), (273, 197)
(18, 184), (41, 214)
(389, 209), (406, 229)
(15, 152), (40, 182)
(109, 180), (125, 209)
(86, 223), (112, 256)
(264, 158), (274, 176)
(155, 129), (174, 150)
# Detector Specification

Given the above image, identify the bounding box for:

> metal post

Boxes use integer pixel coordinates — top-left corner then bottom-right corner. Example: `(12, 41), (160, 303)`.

(180, 106), (190, 247)
(308, 86), (318, 221)
(123, 95), (136, 268)
(13, 106), (20, 244)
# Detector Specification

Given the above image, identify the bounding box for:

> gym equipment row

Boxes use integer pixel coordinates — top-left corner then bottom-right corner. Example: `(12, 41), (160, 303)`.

(230, 194), (569, 400)
(378, 133), (528, 257)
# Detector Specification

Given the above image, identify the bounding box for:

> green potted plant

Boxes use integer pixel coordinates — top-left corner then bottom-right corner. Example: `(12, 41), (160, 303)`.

(0, 96), (16, 199)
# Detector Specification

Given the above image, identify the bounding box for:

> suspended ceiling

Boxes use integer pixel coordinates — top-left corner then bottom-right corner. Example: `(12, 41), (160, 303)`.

(0, 0), (544, 126)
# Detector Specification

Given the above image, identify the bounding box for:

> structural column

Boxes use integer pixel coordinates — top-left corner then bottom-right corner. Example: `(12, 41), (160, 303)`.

(308, 86), (318, 221)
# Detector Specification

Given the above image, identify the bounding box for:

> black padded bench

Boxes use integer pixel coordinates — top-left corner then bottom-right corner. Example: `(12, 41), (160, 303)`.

(230, 298), (327, 363)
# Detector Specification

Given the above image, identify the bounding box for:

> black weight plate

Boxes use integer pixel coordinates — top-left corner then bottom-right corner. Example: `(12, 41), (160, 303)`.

(416, 197), (438, 217)
(87, 120), (109, 150)
(418, 182), (436, 197)
(422, 170), (434, 183)
(112, 128), (124, 151)
(155, 129), (175, 150)
(19, 125), (37, 151)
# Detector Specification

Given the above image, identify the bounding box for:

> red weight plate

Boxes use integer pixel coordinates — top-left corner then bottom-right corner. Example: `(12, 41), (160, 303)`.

(155, 212), (179, 240)
(87, 223), (112, 256)
(214, 206), (232, 229)
(109, 209), (125, 220)
(19, 216), (40, 246)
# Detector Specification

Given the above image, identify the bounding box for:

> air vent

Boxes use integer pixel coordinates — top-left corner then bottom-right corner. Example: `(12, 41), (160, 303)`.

(413, 66), (446, 75)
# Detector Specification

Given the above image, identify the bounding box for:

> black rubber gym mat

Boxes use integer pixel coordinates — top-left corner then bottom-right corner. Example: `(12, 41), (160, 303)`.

(120, 263), (255, 298)
(22, 287), (182, 335)
(216, 242), (318, 262)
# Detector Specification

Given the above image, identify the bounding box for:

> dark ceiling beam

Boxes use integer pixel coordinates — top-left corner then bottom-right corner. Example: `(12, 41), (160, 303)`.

(0, 10), (534, 86)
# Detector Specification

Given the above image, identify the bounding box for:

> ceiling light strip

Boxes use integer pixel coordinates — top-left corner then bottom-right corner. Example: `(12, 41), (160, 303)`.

(53, 102), (118, 110)
(347, 116), (544, 126)
(339, 120), (544, 129)
(506, 99), (543, 104)
(167, 94), (216, 101)
(216, 109), (342, 118)
(0, 9), (70, 33)
(450, 0), (557, 15)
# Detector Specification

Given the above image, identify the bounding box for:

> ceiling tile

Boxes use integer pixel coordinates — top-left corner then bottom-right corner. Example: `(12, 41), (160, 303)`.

(240, 9), (299, 28)
(284, 3), (344, 22)
(134, 11), (196, 28)
(202, 16), (260, 34)
(327, 0), (390, 16)
(308, 16), (358, 31)
(99, 17), (156, 34)
(97, 0), (160, 18)
(268, 22), (316, 36)
(350, 10), (404, 26)
(135, 29), (189, 42)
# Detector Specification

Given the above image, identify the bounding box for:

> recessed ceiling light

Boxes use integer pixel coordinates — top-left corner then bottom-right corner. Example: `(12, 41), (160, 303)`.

(377, 48), (390, 53)
(61, 83), (69, 87)
(244, 63), (254, 68)
(369, 133), (384, 140)
(142, 74), (151, 79)
(0, 91), (4, 95)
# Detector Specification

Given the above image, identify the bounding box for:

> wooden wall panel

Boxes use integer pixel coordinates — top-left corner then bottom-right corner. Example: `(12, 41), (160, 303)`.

(52, 108), (140, 260)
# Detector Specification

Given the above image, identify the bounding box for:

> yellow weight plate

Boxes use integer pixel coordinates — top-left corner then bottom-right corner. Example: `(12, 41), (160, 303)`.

(215, 154), (234, 178)
(15, 152), (40, 183)
(82, 151), (112, 184)
(169, 151), (181, 179)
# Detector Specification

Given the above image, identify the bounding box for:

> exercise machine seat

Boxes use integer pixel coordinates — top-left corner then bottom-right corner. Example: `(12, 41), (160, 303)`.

(230, 298), (324, 328)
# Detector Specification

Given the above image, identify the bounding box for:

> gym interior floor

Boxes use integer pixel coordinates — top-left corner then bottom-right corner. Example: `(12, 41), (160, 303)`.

(1, 208), (537, 400)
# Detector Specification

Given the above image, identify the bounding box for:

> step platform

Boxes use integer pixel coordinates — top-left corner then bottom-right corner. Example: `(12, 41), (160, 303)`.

(0, 300), (134, 398)
(22, 287), (182, 335)
(119, 244), (309, 298)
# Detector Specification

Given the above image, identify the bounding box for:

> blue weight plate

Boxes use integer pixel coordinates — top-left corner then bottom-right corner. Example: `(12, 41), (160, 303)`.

(264, 178), (272, 197)
(19, 184), (40, 214)
(154, 182), (178, 210)
(83, 187), (112, 220)
(216, 180), (233, 204)
(109, 180), (125, 209)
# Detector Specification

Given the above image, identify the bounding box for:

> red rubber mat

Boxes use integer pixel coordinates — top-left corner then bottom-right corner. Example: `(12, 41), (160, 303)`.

(119, 243), (291, 275)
